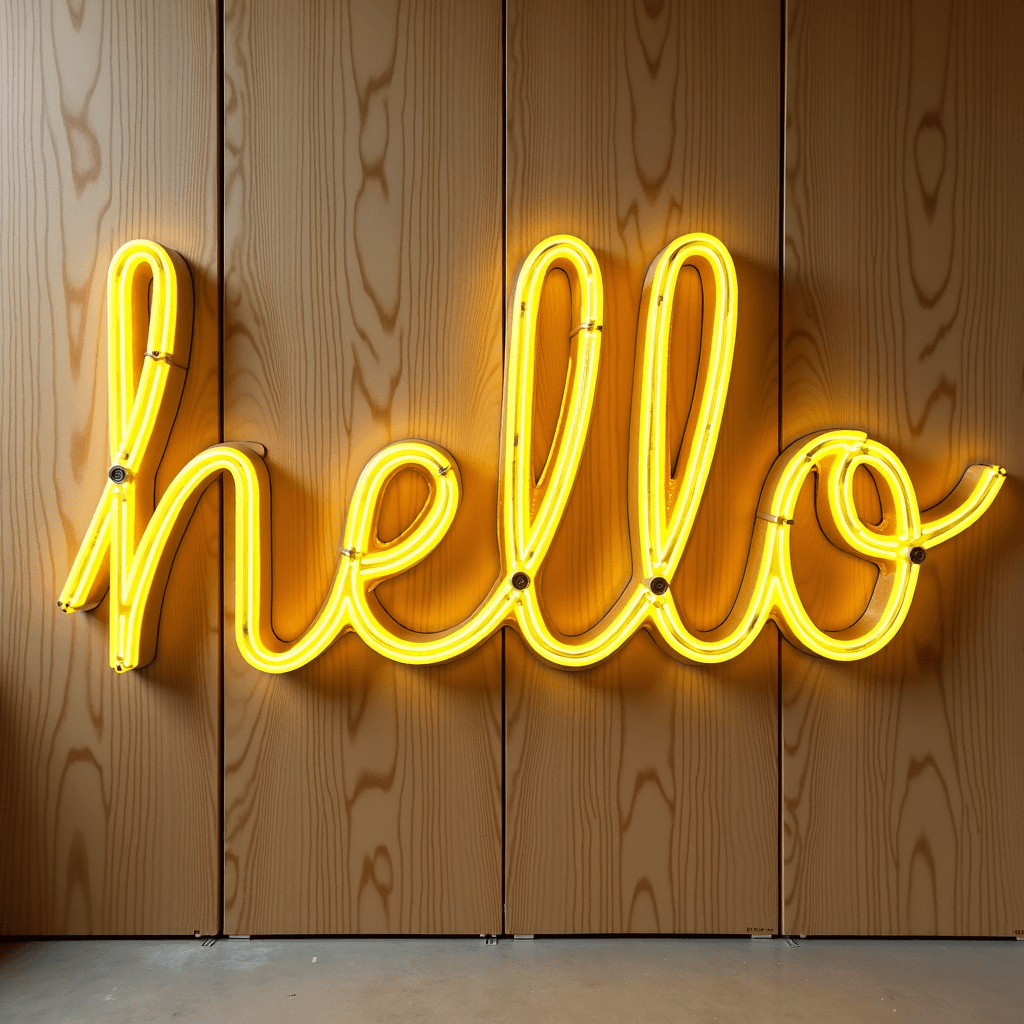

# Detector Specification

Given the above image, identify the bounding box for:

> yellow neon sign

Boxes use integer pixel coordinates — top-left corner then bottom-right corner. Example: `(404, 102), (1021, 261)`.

(59, 237), (1004, 673)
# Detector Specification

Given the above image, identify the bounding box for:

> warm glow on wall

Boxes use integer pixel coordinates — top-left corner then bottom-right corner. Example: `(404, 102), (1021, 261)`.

(59, 236), (1004, 673)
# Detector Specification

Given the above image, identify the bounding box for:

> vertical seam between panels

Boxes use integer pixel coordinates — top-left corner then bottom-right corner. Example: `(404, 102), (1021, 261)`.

(500, 0), (509, 940)
(216, 0), (226, 940)
(777, 0), (788, 939)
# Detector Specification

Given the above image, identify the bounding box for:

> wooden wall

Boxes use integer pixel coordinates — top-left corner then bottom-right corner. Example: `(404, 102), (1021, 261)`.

(220, 0), (504, 934)
(781, 0), (1024, 936)
(503, 0), (780, 934)
(0, 0), (221, 934)
(2, 0), (1021, 937)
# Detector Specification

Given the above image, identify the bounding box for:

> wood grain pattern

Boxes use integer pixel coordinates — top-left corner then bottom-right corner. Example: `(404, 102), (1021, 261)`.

(504, 0), (780, 934)
(782, 0), (1024, 935)
(222, 0), (503, 934)
(0, 0), (220, 933)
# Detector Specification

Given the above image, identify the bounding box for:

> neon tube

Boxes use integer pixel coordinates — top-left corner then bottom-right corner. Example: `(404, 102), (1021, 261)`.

(59, 237), (1004, 672)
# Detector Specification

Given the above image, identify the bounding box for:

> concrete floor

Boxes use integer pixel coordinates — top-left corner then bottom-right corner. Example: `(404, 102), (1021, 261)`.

(1, 936), (1021, 1023)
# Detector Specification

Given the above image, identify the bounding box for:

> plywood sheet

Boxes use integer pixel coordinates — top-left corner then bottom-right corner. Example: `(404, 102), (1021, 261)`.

(222, 0), (504, 934)
(0, 0), (221, 934)
(504, 0), (780, 934)
(782, 0), (1024, 936)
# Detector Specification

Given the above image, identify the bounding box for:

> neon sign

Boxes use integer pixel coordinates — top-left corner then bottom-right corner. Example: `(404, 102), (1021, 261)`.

(59, 237), (1004, 673)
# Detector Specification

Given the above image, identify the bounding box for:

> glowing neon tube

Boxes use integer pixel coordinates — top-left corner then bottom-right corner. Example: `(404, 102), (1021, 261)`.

(59, 236), (1004, 673)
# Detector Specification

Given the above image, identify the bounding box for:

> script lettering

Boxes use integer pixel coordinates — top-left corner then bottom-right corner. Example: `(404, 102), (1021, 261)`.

(59, 237), (1005, 673)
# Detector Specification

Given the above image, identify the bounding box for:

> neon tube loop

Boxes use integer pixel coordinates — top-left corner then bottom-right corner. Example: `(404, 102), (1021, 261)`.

(59, 237), (1004, 673)
(502, 235), (603, 576)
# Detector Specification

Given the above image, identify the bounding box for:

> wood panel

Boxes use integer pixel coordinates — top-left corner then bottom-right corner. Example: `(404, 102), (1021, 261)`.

(782, 0), (1024, 935)
(505, 0), (780, 934)
(0, 0), (220, 933)
(222, 0), (503, 933)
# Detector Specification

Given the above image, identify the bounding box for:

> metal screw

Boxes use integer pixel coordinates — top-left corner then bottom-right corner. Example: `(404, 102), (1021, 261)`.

(511, 571), (530, 591)
(649, 576), (669, 595)
(909, 546), (927, 565)
(108, 465), (129, 484)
